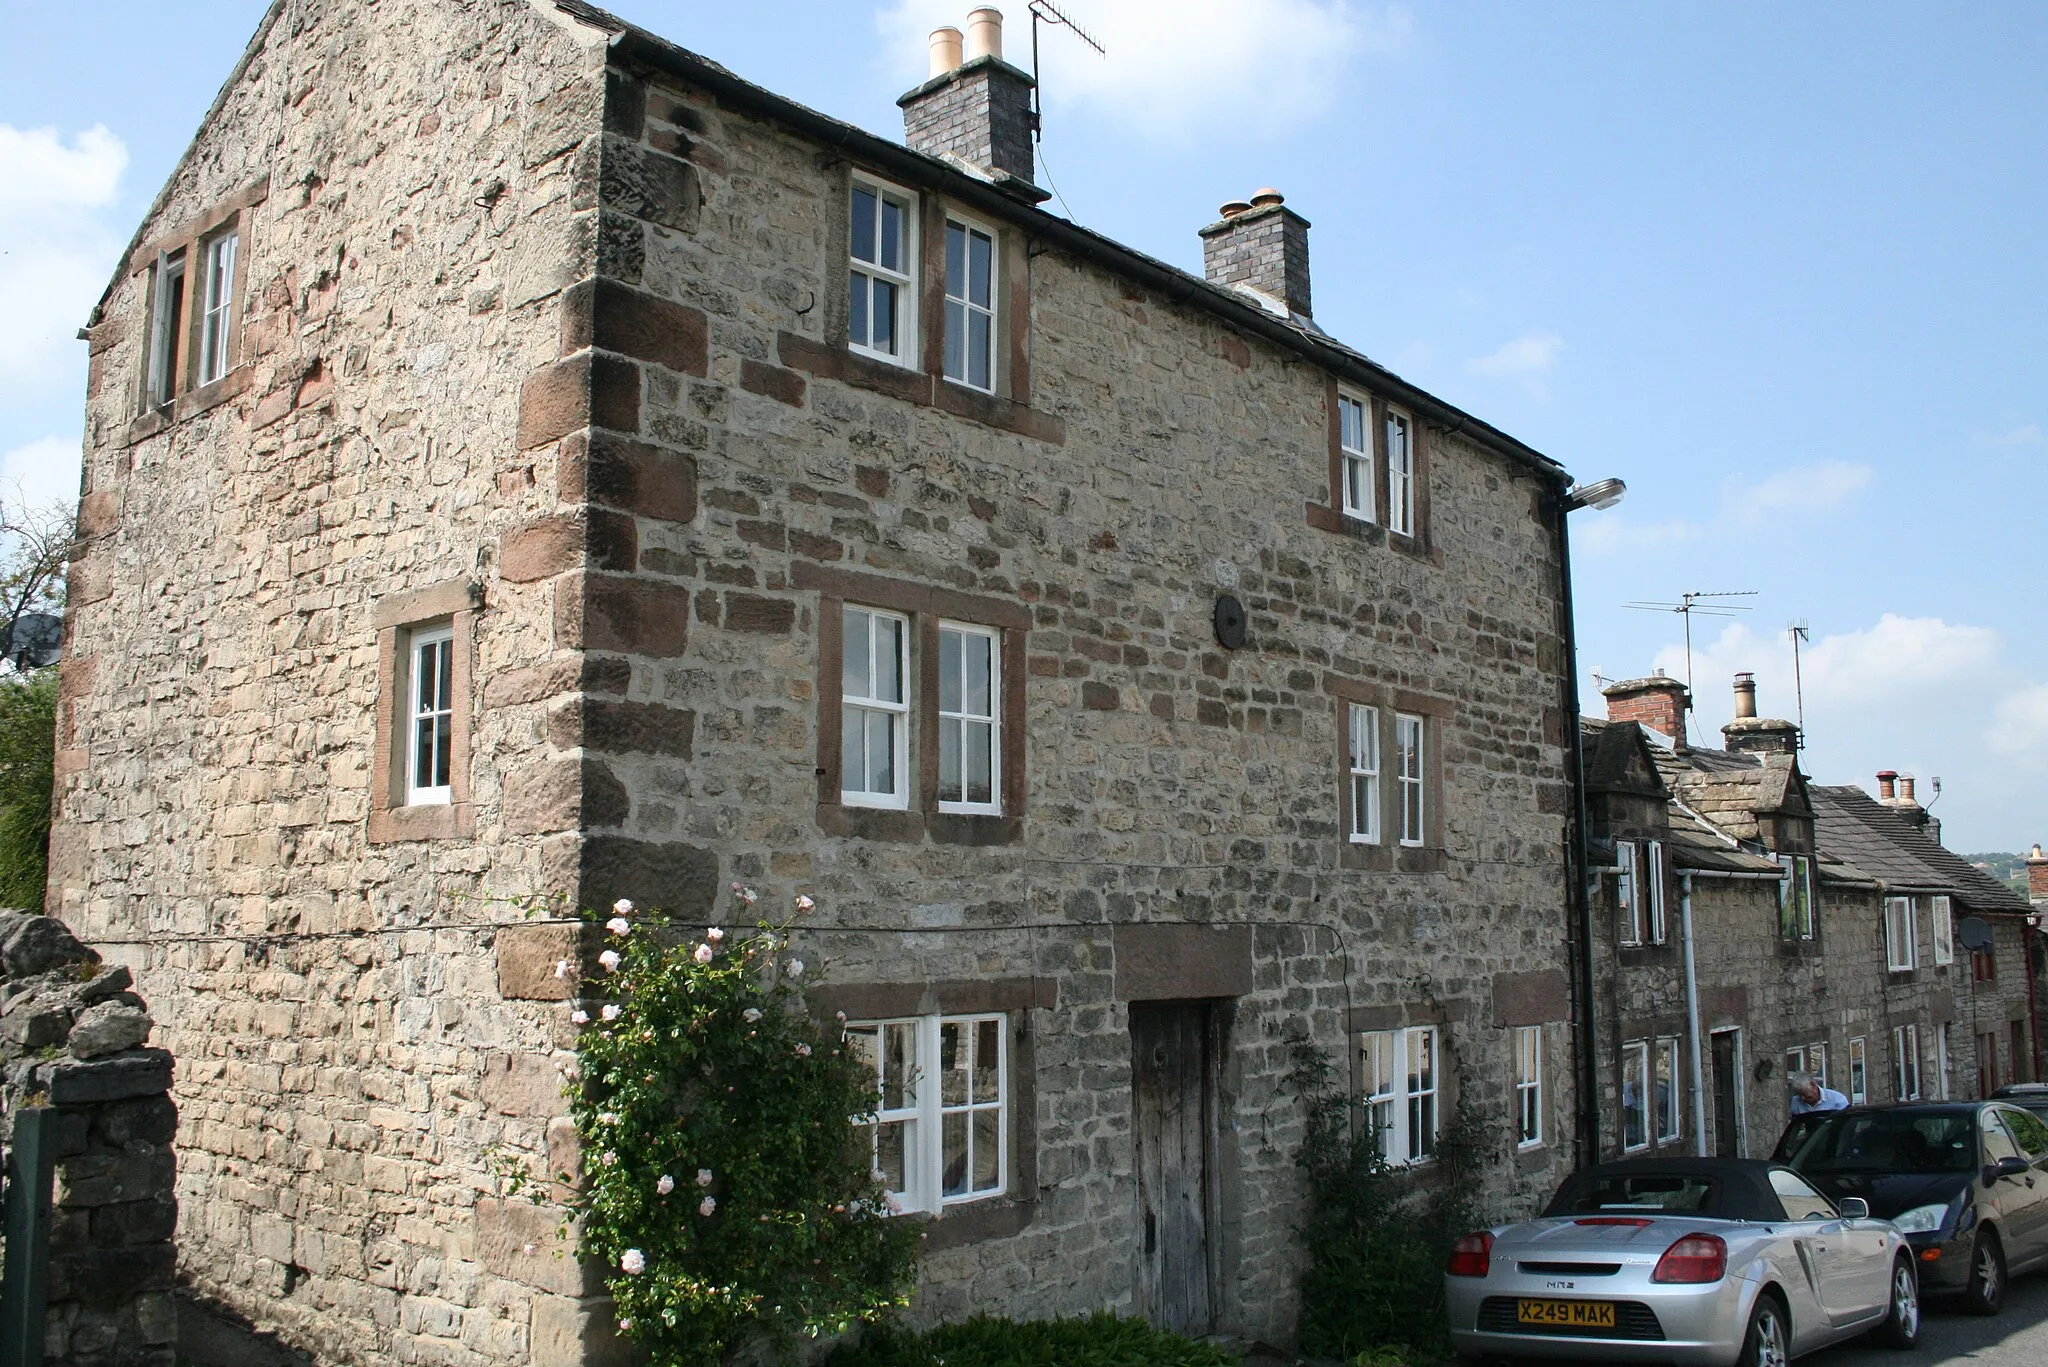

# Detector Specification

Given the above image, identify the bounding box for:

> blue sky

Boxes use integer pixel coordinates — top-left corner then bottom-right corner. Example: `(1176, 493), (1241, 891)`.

(4, 1), (2044, 849)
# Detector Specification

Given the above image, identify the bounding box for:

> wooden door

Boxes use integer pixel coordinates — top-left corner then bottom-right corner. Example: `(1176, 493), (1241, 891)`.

(1131, 1002), (1218, 1336)
(1711, 1031), (1740, 1157)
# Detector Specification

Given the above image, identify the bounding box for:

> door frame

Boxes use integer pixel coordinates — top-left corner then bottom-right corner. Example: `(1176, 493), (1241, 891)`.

(1710, 1026), (1747, 1158)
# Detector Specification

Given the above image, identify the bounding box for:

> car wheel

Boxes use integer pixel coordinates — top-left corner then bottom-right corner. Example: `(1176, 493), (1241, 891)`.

(1873, 1254), (1921, 1348)
(1737, 1292), (1790, 1367)
(1963, 1229), (2006, 1316)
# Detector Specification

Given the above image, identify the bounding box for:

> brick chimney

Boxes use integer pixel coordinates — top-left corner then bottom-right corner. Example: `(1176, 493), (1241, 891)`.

(1603, 671), (1690, 745)
(1199, 189), (1313, 318)
(1721, 673), (1800, 757)
(2027, 844), (2048, 905)
(899, 8), (1046, 200)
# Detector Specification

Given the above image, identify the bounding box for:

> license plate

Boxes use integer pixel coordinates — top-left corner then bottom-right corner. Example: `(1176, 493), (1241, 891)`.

(1516, 1299), (1617, 1328)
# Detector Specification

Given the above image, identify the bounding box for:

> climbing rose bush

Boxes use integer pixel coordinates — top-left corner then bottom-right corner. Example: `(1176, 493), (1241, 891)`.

(566, 889), (918, 1365)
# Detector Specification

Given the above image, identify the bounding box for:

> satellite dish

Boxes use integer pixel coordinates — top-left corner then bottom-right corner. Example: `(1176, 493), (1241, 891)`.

(1957, 916), (1994, 952)
(5, 613), (61, 670)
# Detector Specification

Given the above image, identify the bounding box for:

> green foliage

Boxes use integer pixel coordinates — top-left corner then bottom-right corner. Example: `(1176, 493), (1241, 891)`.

(819, 1312), (1241, 1367)
(1963, 851), (2032, 899)
(1286, 1023), (1497, 1366)
(0, 669), (57, 909)
(563, 889), (918, 1366)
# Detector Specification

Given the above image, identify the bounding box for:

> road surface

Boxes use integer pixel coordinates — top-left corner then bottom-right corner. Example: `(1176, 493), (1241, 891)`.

(1809, 1269), (2048, 1367)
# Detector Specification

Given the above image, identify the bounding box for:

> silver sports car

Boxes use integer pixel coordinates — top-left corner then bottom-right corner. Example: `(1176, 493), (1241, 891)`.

(1445, 1157), (1921, 1365)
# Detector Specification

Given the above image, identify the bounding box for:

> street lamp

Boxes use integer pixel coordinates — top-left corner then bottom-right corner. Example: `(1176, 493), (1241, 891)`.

(1556, 474), (1624, 1166)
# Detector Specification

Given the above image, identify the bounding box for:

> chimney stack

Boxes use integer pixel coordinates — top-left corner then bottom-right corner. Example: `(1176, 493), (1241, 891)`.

(900, 8), (1046, 199)
(1720, 673), (1799, 756)
(1732, 672), (1758, 719)
(2027, 844), (2048, 904)
(1876, 770), (1897, 801)
(1603, 671), (1691, 746)
(1199, 188), (1313, 318)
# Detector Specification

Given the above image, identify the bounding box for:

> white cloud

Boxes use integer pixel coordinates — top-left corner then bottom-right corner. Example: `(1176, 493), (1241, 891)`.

(0, 125), (129, 408)
(1990, 685), (2048, 765)
(1466, 330), (1563, 378)
(1622, 614), (2047, 848)
(1978, 423), (2042, 447)
(1572, 515), (1703, 556)
(876, 1), (1409, 137)
(1722, 460), (1871, 526)
(0, 438), (83, 514)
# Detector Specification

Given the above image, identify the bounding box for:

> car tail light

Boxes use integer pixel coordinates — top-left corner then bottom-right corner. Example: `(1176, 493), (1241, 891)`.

(1446, 1231), (1494, 1277)
(1651, 1232), (1728, 1284)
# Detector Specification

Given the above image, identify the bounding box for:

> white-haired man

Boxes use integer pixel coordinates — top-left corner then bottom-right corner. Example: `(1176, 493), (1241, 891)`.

(1788, 1070), (1848, 1116)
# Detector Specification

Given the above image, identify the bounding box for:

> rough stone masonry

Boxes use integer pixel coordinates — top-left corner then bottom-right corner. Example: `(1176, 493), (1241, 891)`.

(0, 912), (178, 1367)
(54, 1), (1586, 1362)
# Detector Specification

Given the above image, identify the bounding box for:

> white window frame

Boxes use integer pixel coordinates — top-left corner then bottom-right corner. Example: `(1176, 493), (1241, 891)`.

(841, 605), (911, 810)
(1778, 854), (1815, 941)
(198, 229), (238, 387)
(848, 175), (918, 368)
(941, 213), (998, 393)
(1621, 1040), (1652, 1152)
(145, 247), (187, 410)
(1884, 896), (1917, 971)
(848, 1013), (1008, 1215)
(1337, 392), (1374, 522)
(936, 621), (1000, 815)
(1616, 843), (1643, 947)
(1385, 406), (1415, 537)
(1360, 1026), (1439, 1165)
(1346, 703), (1380, 845)
(1934, 1023), (1952, 1100)
(1848, 1036), (1867, 1105)
(1514, 1026), (1543, 1150)
(1395, 712), (1425, 848)
(1646, 840), (1668, 945)
(405, 624), (455, 806)
(1931, 895), (1954, 966)
(1893, 1023), (1922, 1101)
(1654, 1036), (1681, 1143)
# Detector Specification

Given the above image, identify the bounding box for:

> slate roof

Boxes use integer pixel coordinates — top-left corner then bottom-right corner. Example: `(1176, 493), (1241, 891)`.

(1810, 785), (2030, 913)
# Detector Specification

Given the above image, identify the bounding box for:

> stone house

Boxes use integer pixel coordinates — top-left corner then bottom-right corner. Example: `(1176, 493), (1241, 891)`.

(1586, 671), (2037, 1162)
(53, 1), (1591, 1362)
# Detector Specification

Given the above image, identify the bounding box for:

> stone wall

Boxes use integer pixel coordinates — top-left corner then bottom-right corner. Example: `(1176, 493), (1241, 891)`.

(0, 913), (177, 1366)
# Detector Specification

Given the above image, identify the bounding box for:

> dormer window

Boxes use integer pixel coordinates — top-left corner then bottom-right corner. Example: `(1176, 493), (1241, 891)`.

(1778, 854), (1815, 940)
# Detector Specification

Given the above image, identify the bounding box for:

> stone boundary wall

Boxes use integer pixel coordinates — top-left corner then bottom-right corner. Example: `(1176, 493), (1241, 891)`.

(0, 912), (177, 1366)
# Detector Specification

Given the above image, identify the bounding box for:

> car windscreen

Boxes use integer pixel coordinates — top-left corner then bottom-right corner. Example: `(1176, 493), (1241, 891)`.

(1787, 1111), (1975, 1174)
(1547, 1173), (1718, 1215)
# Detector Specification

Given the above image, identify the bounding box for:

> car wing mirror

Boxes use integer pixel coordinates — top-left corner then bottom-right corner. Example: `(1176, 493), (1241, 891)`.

(1836, 1197), (1869, 1220)
(1985, 1156), (2030, 1184)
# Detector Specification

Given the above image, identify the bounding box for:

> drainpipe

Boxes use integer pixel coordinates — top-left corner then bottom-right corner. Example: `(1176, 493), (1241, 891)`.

(2026, 921), (2043, 1082)
(1554, 497), (1599, 1165)
(1681, 870), (1706, 1155)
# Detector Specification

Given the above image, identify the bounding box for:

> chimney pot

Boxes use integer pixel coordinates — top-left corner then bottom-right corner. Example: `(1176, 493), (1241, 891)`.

(1876, 770), (1897, 800)
(1898, 774), (1917, 804)
(1732, 671), (1758, 720)
(1199, 189), (1314, 316)
(901, 10), (1039, 191)
(964, 8), (1004, 62)
(929, 26), (964, 77)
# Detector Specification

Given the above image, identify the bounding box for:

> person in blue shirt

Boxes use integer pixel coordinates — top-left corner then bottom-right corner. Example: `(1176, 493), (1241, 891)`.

(1788, 1071), (1849, 1116)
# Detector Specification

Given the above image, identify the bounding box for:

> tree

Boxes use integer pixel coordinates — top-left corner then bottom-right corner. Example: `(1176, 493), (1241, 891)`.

(0, 488), (74, 907)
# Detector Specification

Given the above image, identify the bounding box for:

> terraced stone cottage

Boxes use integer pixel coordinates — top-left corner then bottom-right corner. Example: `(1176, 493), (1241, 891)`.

(53, 1), (1597, 1361)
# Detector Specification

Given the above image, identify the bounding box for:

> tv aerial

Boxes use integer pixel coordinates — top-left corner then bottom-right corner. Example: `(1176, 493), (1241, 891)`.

(1026, 0), (1105, 141)
(1622, 590), (1758, 697)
